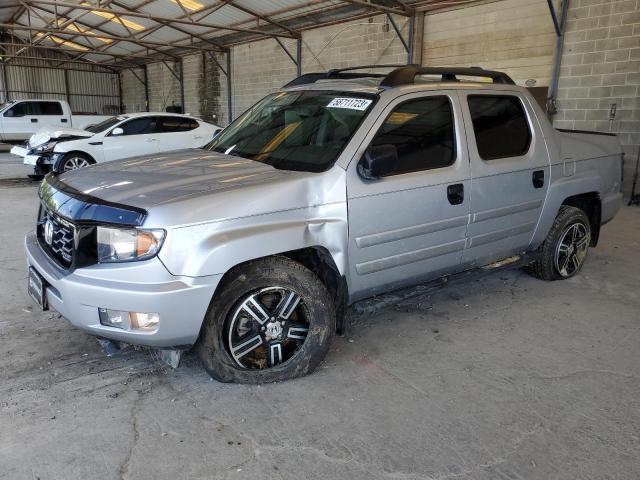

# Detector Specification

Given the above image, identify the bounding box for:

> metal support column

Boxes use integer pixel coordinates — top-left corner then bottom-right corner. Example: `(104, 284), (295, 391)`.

(547, 0), (570, 118)
(63, 68), (71, 105)
(118, 73), (124, 114)
(296, 38), (302, 77)
(178, 58), (185, 113)
(226, 51), (232, 123)
(409, 12), (424, 66)
(143, 64), (149, 112)
(0, 62), (8, 103)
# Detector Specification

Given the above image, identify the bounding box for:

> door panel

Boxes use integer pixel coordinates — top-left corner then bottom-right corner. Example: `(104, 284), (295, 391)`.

(346, 92), (471, 302)
(102, 116), (160, 161)
(156, 117), (201, 151)
(458, 91), (550, 267)
(2, 102), (34, 140)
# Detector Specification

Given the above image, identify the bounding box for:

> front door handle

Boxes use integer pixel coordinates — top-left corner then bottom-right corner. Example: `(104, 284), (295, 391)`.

(532, 170), (545, 188)
(31, 118), (38, 123)
(447, 183), (464, 205)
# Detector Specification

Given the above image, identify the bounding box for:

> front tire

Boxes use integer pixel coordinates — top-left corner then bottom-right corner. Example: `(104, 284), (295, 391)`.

(58, 152), (93, 173)
(527, 206), (591, 281)
(196, 256), (336, 383)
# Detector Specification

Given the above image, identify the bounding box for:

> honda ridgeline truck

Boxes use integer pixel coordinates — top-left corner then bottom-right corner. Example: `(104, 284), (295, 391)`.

(25, 66), (623, 383)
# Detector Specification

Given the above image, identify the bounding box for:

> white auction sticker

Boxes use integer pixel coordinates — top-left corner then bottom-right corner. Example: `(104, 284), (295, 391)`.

(327, 97), (372, 111)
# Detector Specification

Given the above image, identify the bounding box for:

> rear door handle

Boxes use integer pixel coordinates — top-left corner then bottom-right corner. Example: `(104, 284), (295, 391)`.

(447, 183), (464, 205)
(31, 118), (38, 123)
(532, 170), (544, 188)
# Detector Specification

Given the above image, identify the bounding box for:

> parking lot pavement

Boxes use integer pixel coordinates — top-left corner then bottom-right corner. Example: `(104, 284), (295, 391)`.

(1, 158), (639, 479)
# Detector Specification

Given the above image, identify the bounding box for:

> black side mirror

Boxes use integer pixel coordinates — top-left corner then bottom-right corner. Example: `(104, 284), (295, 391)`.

(358, 144), (398, 180)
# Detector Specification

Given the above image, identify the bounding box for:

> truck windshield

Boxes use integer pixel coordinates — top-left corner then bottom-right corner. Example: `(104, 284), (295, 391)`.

(86, 116), (125, 133)
(205, 90), (376, 172)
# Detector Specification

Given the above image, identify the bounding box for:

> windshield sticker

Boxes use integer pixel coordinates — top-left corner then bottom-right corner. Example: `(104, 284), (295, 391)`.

(326, 98), (372, 111)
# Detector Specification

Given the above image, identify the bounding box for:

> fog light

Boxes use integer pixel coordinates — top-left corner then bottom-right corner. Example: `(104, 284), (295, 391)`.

(130, 312), (159, 331)
(98, 308), (128, 329)
(98, 309), (159, 332)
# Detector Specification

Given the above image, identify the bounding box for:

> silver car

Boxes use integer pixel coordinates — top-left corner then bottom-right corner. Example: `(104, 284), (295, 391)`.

(25, 66), (623, 383)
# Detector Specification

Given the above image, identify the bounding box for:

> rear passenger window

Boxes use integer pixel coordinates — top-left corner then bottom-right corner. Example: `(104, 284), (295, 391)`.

(119, 117), (157, 135)
(160, 117), (199, 132)
(39, 102), (63, 115)
(467, 95), (531, 160)
(371, 96), (455, 176)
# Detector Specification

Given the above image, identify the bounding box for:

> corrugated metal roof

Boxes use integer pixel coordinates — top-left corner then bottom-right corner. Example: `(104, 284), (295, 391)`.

(2, 0), (424, 69)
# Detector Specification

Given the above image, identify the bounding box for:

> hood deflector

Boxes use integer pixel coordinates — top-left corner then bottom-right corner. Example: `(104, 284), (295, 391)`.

(39, 175), (147, 226)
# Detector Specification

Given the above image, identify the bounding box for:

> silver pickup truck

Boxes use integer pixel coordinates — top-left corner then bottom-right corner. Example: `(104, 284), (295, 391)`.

(25, 66), (623, 383)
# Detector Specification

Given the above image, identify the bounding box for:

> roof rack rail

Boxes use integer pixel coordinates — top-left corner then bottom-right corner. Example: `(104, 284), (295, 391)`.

(282, 64), (515, 88)
(282, 64), (416, 88)
(380, 66), (515, 86)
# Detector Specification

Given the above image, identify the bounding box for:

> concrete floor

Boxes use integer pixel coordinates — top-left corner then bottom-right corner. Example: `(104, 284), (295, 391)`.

(1, 151), (639, 480)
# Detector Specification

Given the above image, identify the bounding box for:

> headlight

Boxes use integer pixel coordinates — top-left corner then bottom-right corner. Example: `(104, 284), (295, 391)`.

(32, 141), (57, 154)
(97, 227), (165, 263)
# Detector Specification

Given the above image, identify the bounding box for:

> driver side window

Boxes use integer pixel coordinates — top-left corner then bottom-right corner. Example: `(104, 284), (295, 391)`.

(371, 96), (456, 177)
(4, 102), (30, 117)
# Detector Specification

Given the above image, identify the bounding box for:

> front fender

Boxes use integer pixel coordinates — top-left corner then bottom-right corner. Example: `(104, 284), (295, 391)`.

(159, 202), (348, 278)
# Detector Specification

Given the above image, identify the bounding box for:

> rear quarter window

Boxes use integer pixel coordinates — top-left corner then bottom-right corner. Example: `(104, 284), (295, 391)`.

(467, 95), (531, 160)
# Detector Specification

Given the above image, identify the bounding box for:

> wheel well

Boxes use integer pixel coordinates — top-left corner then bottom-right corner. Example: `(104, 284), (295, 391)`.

(281, 247), (348, 335)
(215, 248), (348, 335)
(561, 192), (601, 246)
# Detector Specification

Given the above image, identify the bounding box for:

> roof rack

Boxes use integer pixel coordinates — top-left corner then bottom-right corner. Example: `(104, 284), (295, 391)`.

(282, 65), (515, 88)
(282, 64), (415, 88)
(381, 66), (515, 86)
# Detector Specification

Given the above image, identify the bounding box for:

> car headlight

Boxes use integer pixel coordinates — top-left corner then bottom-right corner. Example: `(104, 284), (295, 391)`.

(97, 227), (165, 263)
(32, 141), (57, 154)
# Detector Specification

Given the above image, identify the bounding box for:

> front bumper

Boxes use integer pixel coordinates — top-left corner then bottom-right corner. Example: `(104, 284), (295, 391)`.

(25, 232), (222, 348)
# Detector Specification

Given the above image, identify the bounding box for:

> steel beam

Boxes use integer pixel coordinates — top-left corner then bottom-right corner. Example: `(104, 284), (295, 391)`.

(547, 0), (570, 117)
(143, 64), (149, 112)
(178, 58), (185, 113)
(296, 37), (302, 77)
(341, 0), (412, 16)
(1, 62), (9, 103)
(20, 1), (298, 38)
(226, 51), (232, 124)
(274, 37), (297, 66)
(0, 41), (157, 62)
(546, 0), (562, 37)
(386, 13), (409, 54)
(0, 24), (214, 55)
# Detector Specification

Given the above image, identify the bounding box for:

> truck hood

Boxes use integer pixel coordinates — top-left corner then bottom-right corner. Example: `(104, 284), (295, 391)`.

(57, 149), (345, 226)
(29, 127), (93, 147)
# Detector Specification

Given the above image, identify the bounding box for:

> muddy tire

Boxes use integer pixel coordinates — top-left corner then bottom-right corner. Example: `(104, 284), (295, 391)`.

(196, 256), (335, 383)
(526, 206), (591, 281)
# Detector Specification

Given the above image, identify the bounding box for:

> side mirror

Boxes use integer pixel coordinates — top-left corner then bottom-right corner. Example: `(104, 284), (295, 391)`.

(111, 127), (124, 136)
(4, 110), (15, 118)
(358, 144), (398, 180)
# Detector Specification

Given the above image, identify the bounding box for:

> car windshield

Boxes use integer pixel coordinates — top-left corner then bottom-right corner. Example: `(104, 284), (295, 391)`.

(204, 90), (376, 172)
(86, 116), (125, 133)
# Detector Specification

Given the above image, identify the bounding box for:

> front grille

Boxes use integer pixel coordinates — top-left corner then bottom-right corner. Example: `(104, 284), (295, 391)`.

(38, 207), (76, 269)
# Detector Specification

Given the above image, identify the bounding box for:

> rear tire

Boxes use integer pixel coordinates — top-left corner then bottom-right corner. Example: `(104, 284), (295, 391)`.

(196, 256), (335, 383)
(527, 206), (591, 281)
